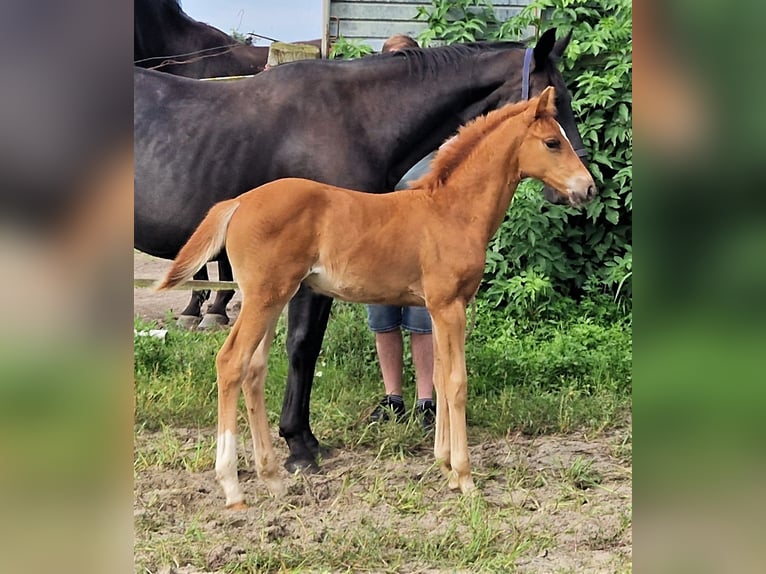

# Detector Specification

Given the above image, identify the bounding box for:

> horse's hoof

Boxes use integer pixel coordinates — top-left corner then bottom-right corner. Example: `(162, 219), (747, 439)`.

(284, 456), (320, 475)
(177, 314), (200, 329)
(225, 501), (248, 511)
(314, 444), (335, 460)
(304, 437), (322, 457)
(198, 313), (229, 330)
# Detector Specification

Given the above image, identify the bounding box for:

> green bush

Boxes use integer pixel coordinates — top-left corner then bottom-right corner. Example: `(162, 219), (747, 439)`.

(499, 0), (632, 307)
(330, 35), (375, 59)
(416, 0), (501, 45)
(416, 0), (632, 311)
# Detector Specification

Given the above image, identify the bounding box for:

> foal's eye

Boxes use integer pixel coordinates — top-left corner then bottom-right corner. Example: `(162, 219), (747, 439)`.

(544, 139), (561, 150)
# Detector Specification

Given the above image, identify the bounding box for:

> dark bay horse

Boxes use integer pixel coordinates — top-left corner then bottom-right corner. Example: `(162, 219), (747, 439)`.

(134, 0), (267, 77)
(134, 0), (323, 328)
(135, 0), (265, 328)
(134, 28), (588, 474)
(156, 88), (595, 507)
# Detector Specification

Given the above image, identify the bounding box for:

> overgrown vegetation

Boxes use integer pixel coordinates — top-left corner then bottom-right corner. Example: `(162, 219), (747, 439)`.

(135, 300), (630, 438)
(329, 35), (375, 59)
(416, 0), (633, 309)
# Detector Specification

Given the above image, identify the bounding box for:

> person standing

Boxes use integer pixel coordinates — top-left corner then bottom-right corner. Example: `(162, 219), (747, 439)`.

(367, 34), (437, 430)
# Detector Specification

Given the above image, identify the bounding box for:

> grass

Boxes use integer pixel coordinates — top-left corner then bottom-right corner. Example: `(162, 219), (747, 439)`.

(134, 299), (632, 573)
(135, 301), (631, 438)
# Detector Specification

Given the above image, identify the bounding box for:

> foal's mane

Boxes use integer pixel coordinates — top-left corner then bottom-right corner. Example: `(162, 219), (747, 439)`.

(410, 98), (550, 191)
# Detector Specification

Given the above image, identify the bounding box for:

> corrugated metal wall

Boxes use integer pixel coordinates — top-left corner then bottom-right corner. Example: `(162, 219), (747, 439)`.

(328, 0), (535, 52)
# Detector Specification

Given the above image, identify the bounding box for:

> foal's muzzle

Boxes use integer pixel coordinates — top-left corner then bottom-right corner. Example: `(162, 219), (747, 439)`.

(543, 147), (595, 206)
(565, 174), (597, 207)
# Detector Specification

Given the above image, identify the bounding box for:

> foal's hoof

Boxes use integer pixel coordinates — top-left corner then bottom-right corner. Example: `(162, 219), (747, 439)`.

(284, 455), (320, 475)
(177, 314), (200, 330)
(225, 501), (248, 511)
(198, 313), (229, 330)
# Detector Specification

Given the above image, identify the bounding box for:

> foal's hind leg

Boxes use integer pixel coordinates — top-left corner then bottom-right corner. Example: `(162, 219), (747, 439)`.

(214, 304), (277, 508)
(240, 309), (285, 497)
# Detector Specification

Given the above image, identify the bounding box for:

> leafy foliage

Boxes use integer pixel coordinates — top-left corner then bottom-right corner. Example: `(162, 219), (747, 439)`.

(330, 35), (375, 59)
(416, 0), (500, 46)
(228, 30), (250, 44)
(417, 0), (632, 312)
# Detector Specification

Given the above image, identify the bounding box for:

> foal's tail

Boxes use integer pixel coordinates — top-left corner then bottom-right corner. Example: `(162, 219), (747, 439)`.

(154, 199), (240, 291)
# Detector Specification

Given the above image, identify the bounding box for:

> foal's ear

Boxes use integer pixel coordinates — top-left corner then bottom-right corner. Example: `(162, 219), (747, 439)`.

(535, 86), (556, 118)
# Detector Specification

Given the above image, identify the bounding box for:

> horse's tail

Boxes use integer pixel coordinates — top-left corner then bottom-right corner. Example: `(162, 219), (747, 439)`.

(154, 199), (241, 291)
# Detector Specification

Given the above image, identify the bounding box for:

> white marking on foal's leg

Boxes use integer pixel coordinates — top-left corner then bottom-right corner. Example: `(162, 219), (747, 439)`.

(215, 430), (245, 508)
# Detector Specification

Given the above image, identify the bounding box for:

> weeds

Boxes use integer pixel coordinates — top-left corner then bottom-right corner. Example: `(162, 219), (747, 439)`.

(561, 456), (603, 490)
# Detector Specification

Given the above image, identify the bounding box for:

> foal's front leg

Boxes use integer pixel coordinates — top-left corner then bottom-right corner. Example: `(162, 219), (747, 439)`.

(430, 301), (475, 494)
(431, 342), (452, 478)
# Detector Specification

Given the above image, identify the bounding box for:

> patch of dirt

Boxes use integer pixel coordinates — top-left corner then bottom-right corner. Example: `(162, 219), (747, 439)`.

(134, 426), (632, 573)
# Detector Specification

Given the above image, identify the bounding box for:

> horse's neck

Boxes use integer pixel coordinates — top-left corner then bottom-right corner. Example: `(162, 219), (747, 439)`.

(433, 116), (527, 243)
(343, 50), (520, 185)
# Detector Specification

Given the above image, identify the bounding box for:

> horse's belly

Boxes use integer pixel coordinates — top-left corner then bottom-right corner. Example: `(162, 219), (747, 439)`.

(303, 265), (424, 306)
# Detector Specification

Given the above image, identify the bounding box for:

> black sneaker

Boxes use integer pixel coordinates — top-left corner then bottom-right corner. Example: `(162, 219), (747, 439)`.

(415, 400), (436, 431)
(369, 395), (406, 423)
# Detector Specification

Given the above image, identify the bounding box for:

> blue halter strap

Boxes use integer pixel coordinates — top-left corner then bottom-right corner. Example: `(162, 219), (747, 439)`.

(521, 47), (533, 100)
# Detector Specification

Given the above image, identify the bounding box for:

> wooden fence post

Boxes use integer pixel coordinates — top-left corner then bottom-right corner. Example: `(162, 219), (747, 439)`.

(267, 42), (320, 67)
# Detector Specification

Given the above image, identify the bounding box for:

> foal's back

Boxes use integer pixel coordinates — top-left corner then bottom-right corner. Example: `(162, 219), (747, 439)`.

(226, 178), (452, 306)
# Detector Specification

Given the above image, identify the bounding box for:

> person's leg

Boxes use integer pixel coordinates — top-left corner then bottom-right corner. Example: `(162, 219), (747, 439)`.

(366, 305), (406, 421)
(403, 306), (434, 399)
(411, 332), (434, 400)
(376, 329), (404, 397)
(403, 307), (436, 430)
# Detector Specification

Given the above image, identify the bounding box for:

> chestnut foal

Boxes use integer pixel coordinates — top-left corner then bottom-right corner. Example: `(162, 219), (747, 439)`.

(156, 87), (596, 508)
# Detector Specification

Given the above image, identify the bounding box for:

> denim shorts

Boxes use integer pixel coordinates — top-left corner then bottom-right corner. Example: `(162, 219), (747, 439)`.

(366, 304), (432, 334)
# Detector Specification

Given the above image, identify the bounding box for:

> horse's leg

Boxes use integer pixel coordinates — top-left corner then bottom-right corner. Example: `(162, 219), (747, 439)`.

(240, 309), (285, 497)
(199, 256), (236, 329)
(177, 266), (210, 329)
(430, 333), (452, 480)
(280, 284), (333, 473)
(430, 300), (475, 494)
(213, 303), (272, 509)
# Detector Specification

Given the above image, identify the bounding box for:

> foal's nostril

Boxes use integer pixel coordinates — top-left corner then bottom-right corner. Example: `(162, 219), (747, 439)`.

(587, 184), (596, 199)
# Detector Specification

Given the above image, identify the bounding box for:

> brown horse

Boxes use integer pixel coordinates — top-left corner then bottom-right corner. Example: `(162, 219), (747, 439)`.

(156, 87), (595, 508)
